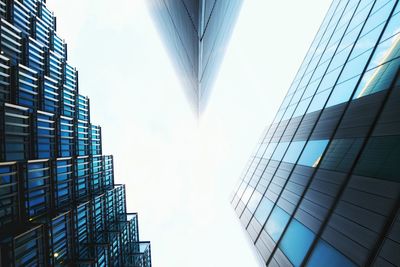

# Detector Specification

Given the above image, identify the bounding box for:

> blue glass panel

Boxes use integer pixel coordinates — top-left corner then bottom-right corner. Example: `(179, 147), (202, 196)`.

(306, 240), (356, 267)
(271, 142), (290, 161)
(264, 206), (290, 241)
(254, 197), (273, 224)
(247, 190), (262, 212)
(298, 140), (329, 167)
(263, 143), (278, 159)
(279, 219), (315, 266)
(283, 141), (306, 163)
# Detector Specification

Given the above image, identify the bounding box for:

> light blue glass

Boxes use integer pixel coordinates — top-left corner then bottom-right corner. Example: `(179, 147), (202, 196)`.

(254, 197), (274, 224)
(271, 142), (290, 161)
(283, 141), (306, 163)
(279, 219), (315, 267)
(298, 140), (329, 167)
(326, 74), (359, 107)
(307, 90), (331, 114)
(293, 97), (312, 117)
(306, 240), (356, 267)
(263, 143), (278, 159)
(247, 190), (262, 212)
(264, 206), (290, 241)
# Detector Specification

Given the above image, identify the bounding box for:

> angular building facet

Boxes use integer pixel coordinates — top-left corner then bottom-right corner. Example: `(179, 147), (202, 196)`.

(0, 0), (151, 266)
(231, 0), (400, 266)
(148, 0), (243, 115)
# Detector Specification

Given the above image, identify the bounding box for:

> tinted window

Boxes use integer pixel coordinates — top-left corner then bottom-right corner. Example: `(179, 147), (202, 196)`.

(254, 197), (273, 224)
(264, 206), (290, 241)
(280, 219), (315, 266)
(283, 141), (306, 163)
(298, 140), (329, 167)
(306, 240), (356, 267)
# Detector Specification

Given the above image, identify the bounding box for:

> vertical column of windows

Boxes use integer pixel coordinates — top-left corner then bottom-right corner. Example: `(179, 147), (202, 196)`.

(13, 64), (39, 109)
(53, 157), (73, 209)
(103, 155), (114, 189)
(0, 54), (11, 104)
(0, 161), (18, 227)
(90, 155), (102, 194)
(23, 159), (51, 220)
(0, 18), (23, 65)
(12, 0), (30, 37)
(27, 37), (45, 74)
(57, 115), (74, 157)
(45, 211), (72, 266)
(33, 110), (55, 159)
(61, 63), (76, 117)
(73, 201), (92, 261)
(12, 225), (46, 266)
(76, 95), (90, 157)
(33, 16), (50, 48)
(41, 75), (58, 113)
(0, 103), (30, 161)
(74, 156), (90, 200)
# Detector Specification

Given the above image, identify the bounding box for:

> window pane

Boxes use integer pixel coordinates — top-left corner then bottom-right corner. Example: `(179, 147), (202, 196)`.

(306, 240), (356, 267)
(283, 141), (306, 163)
(354, 135), (400, 181)
(264, 143), (278, 159)
(264, 206), (290, 241)
(247, 190), (262, 213)
(319, 138), (364, 172)
(298, 140), (329, 167)
(254, 197), (273, 224)
(280, 219), (315, 267)
(272, 142), (290, 161)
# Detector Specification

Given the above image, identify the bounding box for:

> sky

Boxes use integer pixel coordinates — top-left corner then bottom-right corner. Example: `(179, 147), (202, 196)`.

(47, 0), (331, 266)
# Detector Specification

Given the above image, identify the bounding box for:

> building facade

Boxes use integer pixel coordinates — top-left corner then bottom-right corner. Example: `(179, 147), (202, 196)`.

(0, 0), (151, 266)
(148, 0), (243, 115)
(231, 0), (400, 266)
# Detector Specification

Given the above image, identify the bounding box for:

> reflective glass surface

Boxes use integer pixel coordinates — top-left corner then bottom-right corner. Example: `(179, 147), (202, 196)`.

(279, 219), (315, 266)
(264, 206), (290, 241)
(306, 240), (356, 267)
(149, 0), (243, 114)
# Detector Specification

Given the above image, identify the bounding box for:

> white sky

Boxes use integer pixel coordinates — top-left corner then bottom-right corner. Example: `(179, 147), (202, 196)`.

(47, 1), (331, 266)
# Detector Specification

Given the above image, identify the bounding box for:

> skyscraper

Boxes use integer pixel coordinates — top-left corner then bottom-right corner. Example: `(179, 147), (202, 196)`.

(231, 0), (400, 266)
(148, 0), (243, 115)
(0, 0), (151, 266)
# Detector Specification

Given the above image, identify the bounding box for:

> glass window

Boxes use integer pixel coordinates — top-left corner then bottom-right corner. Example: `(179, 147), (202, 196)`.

(271, 142), (290, 161)
(264, 206), (290, 241)
(254, 197), (273, 224)
(319, 138), (364, 172)
(354, 135), (400, 181)
(307, 90), (331, 114)
(247, 190), (262, 213)
(241, 186), (254, 204)
(298, 140), (329, 167)
(283, 141), (306, 163)
(306, 240), (356, 267)
(279, 219), (315, 267)
(326, 74), (359, 107)
(353, 57), (399, 98)
(263, 143), (278, 159)
(293, 98), (312, 117)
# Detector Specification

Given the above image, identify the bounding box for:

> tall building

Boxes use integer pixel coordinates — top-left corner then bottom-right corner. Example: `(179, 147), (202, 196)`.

(231, 0), (400, 266)
(0, 0), (151, 266)
(148, 0), (243, 115)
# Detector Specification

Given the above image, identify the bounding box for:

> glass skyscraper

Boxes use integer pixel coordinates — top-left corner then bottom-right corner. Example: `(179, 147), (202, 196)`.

(148, 0), (243, 115)
(0, 0), (151, 266)
(231, 0), (400, 266)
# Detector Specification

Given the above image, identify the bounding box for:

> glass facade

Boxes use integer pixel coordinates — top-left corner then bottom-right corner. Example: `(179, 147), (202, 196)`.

(231, 0), (400, 266)
(148, 0), (243, 115)
(0, 1), (152, 266)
